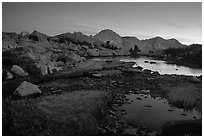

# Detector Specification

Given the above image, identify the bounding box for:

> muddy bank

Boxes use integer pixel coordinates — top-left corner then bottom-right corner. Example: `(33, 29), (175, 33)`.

(2, 60), (202, 136)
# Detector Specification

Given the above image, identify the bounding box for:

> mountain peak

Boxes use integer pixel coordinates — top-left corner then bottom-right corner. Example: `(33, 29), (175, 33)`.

(94, 29), (123, 48)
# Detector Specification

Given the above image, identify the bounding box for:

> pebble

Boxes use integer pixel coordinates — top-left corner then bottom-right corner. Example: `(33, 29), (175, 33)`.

(193, 116), (197, 119)
(136, 97), (142, 100)
(180, 113), (187, 116)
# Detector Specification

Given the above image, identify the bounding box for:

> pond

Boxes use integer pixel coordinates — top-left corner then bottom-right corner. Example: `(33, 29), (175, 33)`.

(92, 56), (202, 76)
(117, 93), (202, 132)
(92, 56), (202, 135)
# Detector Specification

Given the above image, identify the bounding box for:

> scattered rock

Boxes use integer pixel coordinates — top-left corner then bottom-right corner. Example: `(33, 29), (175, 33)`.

(136, 97), (142, 100)
(141, 89), (150, 94)
(11, 65), (28, 77)
(15, 81), (41, 96)
(3, 69), (13, 80)
(150, 61), (157, 64)
(180, 113), (187, 116)
(135, 66), (143, 70)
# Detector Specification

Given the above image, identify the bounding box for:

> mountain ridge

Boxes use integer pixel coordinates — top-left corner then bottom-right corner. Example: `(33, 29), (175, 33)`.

(3, 29), (193, 54)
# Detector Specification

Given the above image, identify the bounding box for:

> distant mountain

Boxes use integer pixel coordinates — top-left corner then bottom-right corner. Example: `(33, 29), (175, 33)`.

(94, 29), (184, 54)
(2, 29), (187, 54)
(94, 29), (123, 49)
(50, 31), (105, 48)
(122, 36), (144, 51)
(140, 36), (184, 54)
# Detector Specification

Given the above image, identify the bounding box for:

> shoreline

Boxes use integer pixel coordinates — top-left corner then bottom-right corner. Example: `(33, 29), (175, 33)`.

(2, 59), (202, 136)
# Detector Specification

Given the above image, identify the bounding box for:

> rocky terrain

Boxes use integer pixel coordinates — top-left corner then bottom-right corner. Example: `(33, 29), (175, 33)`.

(2, 29), (202, 136)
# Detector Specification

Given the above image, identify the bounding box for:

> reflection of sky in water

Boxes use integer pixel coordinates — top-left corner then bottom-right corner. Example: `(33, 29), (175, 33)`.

(91, 56), (202, 76)
(128, 57), (202, 76)
(118, 94), (201, 131)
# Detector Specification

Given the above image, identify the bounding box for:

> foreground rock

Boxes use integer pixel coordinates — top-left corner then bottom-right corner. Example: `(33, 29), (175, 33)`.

(11, 65), (28, 77)
(15, 81), (41, 96)
(4, 90), (111, 135)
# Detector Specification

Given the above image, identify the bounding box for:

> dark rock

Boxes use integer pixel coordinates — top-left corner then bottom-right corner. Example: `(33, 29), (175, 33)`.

(180, 113), (187, 116)
(150, 61), (157, 64)
(122, 68), (143, 74)
(136, 97), (142, 100)
(135, 66), (143, 70)
(143, 69), (152, 74)
(144, 61), (149, 63)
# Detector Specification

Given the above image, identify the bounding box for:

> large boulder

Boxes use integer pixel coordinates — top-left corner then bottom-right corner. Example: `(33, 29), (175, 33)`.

(11, 65), (28, 77)
(15, 81), (41, 96)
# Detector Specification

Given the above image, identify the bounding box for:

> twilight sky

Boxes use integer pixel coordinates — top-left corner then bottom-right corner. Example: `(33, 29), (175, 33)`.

(2, 2), (202, 45)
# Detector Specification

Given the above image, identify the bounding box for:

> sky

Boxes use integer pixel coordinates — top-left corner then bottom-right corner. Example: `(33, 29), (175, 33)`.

(2, 2), (202, 45)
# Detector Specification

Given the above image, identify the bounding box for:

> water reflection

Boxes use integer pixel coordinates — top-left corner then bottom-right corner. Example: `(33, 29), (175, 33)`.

(118, 93), (201, 131)
(121, 57), (202, 76)
(91, 56), (202, 76)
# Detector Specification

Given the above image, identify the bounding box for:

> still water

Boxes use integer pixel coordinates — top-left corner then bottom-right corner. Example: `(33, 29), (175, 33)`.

(92, 56), (202, 133)
(92, 56), (202, 76)
(118, 93), (201, 131)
